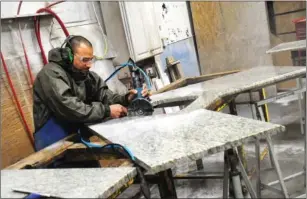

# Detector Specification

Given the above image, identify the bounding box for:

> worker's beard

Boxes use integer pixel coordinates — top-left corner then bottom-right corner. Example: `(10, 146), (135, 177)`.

(70, 65), (89, 82)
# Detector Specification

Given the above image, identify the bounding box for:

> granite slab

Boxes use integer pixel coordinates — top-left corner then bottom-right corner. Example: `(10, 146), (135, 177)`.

(266, 40), (306, 54)
(1, 167), (136, 198)
(150, 66), (306, 111)
(88, 109), (285, 174)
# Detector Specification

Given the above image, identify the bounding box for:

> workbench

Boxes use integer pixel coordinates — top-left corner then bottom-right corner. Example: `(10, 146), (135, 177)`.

(147, 65), (306, 198)
(3, 66), (306, 198)
(87, 108), (285, 198)
(88, 109), (284, 175)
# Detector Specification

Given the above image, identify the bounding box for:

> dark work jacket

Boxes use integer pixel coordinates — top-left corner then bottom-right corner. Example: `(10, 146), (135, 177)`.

(32, 48), (130, 133)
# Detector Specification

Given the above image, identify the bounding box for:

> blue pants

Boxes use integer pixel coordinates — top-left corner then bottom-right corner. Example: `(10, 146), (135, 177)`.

(34, 117), (71, 151)
(34, 117), (100, 168)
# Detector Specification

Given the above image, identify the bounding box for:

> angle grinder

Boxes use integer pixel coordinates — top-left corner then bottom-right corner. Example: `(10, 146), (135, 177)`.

(126, 58), (154, 117)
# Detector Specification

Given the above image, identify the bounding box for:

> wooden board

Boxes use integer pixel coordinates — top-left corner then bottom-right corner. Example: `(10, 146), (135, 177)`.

(152, 70), (240, 94)
(5, 134), (77, 169)
(5, 133), (132, 169)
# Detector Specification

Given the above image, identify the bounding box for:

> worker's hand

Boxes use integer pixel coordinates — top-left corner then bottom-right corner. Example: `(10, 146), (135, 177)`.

(127, 84), (151, 102)
(127, 89), (138, 102)
(141, 83), (151, 97)
(109, 104), (128, 118)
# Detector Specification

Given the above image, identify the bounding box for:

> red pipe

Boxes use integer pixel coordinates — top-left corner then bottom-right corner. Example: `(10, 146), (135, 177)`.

(1, 52), (35, 147)
(34, 18), (48, 64)
(17, 1), (35, 85)
(36, 8), (69, 36)
(2, 1), (66, 149)
(46, 1), (65, 8)
(34, 7), (69, 64)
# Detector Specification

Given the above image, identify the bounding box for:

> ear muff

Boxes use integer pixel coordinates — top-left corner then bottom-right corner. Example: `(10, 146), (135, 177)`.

(60, 35), (75, 64)
(60, 47), (73, 64)
(66, 47), (73, 63)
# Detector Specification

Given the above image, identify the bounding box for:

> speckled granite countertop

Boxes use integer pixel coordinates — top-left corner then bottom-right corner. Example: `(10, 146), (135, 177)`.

(266, 40), (306, 54)
(150, 66), (306, 111)
(1, 168), (136, 198)
(89, 109), (285, 174)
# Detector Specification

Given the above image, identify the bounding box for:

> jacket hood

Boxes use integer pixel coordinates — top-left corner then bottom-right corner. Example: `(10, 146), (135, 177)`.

(48, 48), (90, 82)
(48, 47), (66, 65)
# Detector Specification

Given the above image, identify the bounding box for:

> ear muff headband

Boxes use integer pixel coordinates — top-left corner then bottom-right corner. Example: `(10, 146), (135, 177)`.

(61, 35), (75, 64)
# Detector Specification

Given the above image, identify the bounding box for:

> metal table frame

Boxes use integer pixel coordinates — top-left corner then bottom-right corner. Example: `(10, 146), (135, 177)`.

(138, 98), (287, 199)
(151, 75), (306, 199)
(262, 40), (307, 198)
(232, 76), (306, 198)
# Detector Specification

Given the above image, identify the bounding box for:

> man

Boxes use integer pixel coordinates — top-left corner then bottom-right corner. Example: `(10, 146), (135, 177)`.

(33, 35), (150, 153)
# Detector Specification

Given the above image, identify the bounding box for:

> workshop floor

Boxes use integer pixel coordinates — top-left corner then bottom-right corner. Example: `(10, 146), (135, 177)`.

(136, 94), (305, 198)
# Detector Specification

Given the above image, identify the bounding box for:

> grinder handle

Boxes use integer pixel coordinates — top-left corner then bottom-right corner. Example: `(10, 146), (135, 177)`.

(135, 87), (143, 99)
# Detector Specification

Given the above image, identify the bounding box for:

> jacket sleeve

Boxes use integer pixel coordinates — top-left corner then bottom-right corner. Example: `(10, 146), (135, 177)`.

(39, 69), (111, 123)
(91, 73), (131, 107)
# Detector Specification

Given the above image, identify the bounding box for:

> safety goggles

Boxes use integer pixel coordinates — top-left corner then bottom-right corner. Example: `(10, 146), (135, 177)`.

(74, 54), (96, 63)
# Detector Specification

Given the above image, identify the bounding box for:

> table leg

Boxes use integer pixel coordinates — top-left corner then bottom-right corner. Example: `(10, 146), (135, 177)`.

(296, 78), (305, 136)
(196, 159), (204, 170)
(157, 169), (177, 199)
(223, 151), (230, 198)
(255, 137), (261, 198)
(229, 100), (248, 172)
(266, 135), (289, 198)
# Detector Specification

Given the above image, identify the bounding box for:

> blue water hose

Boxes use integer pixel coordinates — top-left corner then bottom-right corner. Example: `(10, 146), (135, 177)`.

(105, 62), (152, 91)
(78, 130), (135, 161)
(80, 61), (150, 161)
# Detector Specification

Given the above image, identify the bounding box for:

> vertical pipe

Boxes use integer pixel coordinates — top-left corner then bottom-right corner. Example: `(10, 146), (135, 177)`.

(0, 52), (34, 147)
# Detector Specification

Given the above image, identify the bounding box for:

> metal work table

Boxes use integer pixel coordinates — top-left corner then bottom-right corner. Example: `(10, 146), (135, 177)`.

(88, 108), (286, 198)
(264, 41), (307, 198)
(150, 66), (306, 111)
(150, 65), (306, 198)
(83, 65), (305, 198)
(88, 109), (284, 175)
(1, 168), (136, 198)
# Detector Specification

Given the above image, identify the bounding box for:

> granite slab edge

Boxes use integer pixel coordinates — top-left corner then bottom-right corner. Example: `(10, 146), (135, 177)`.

(151, 95), (199, 107)
(151, 67), (306, 109)
(2, 168), (137, 199)
(183, 67), (307, 112)
(99, 167), (137, 198)
(144, 124), (285, 174)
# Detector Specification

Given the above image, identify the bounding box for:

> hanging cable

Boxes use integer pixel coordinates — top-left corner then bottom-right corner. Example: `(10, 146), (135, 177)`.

(1, 52), (35, 147)
(91, 1), (108, 59)
(105, 62), (152, 91)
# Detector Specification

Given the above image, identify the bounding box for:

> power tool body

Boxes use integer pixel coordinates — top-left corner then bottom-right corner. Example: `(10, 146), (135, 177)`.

(126, 59), (154, 117)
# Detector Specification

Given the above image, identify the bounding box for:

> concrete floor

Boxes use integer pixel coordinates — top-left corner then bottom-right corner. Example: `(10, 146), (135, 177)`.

(123, 94), (306, 198)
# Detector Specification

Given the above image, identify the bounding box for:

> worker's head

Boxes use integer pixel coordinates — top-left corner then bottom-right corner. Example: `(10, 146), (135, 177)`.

(66, 35), (95, 71)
